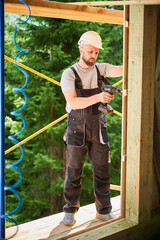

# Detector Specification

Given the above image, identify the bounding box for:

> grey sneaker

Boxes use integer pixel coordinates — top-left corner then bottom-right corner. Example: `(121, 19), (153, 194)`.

(96, 212), (116, 221)
(63, 212), (76, 226)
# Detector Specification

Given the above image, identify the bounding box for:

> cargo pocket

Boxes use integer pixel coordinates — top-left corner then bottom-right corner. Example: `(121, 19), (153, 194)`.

(99, 114), (109, 145)
(67, 117), (86, 147)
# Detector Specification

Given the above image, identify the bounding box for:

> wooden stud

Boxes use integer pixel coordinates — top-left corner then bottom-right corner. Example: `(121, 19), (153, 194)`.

(68, 1), (160, 6)
(152, 9), (160, 209)
(126, 6), (157, 223)
(120, 5), (129, 219)
(110, 184), (121, 191)
(5, 0), (123, 25)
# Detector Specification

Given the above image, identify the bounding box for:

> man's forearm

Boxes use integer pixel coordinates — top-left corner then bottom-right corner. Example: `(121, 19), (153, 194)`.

(64, 90), (114, 110)
(70, 94), (100, 110)
(109, 66), (123, 78)
(64, 89), (114, 110)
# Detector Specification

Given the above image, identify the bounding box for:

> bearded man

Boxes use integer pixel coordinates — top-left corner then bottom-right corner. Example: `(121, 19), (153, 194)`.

(60, 31), (123, 226)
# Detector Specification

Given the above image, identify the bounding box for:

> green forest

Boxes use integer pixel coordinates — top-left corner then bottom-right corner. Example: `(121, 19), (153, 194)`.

(4, 1), (123, 226)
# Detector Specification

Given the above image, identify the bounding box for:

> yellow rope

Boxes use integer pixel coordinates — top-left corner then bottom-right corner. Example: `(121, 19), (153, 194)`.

(4, 55), (61, 86)
(5, 55), (122, 88)
(5, 113), (68, 155)
(113, 80), (123, 117)
(113, 79), (123, 87)
(113, 110), (122, 117)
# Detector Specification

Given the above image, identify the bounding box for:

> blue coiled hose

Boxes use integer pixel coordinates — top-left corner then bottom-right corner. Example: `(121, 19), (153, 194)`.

(3, 1), (31, 237)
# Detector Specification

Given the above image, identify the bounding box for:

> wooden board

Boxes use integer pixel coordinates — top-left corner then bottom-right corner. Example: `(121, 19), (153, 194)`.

(69, 1), (160, 6)
(126, 5), (158, 223)
(6, 196), (120, 240)
(120, 5), (129, 218)
(152, 10), (160, 209)
(4, 0), (123, 25)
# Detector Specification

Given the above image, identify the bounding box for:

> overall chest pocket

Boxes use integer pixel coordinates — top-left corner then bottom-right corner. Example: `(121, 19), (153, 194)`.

(67, 117), (86, 147)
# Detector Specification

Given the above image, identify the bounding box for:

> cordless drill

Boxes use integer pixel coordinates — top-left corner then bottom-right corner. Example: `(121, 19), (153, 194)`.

(98, 85), (122, 114)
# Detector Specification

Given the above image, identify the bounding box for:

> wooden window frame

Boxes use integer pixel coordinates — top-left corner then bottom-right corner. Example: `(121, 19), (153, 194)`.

(4, 1), (159, 239)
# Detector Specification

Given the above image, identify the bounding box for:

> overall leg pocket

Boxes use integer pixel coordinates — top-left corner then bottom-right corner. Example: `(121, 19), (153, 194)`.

(99, 114), (109, 145)
(67, 118), (86, 147)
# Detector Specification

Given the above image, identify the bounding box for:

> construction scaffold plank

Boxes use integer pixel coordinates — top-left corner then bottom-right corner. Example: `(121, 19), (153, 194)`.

(5, 0), (123, 25)
(69, 0), (160, 6)
(6, 196), (121, 240)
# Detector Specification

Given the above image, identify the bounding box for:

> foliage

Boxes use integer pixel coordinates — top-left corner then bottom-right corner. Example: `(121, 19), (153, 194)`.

(4, 3), (123, 225)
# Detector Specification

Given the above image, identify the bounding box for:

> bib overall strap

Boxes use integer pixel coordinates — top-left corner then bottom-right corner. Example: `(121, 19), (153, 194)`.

(70, 66), (83, 89)
(95, 65), (111, 86)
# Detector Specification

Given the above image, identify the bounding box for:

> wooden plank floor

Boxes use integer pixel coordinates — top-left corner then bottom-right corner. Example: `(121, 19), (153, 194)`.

(6, 195), (120, 240)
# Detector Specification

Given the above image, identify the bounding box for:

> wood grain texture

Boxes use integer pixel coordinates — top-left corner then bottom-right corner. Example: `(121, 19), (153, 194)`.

(126, 5), (157, 223)
(120, 6), (129, 218)
(68, 1), (160, 6)
(5, 0), (123, 25)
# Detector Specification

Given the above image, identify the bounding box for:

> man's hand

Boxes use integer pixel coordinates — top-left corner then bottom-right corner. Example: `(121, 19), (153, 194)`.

(64, 89), (114, 110)
(99, 92), (114, 103)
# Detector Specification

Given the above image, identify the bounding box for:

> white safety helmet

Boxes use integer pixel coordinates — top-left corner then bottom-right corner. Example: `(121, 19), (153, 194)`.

(78, 31), (104, 50)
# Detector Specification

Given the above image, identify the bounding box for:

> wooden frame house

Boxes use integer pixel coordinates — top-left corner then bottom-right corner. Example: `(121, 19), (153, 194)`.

(3, 1), (160, 239)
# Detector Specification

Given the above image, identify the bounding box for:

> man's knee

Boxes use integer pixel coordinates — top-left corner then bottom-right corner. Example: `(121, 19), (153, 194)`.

(64, 166), (83, 189)
(93, 163), (110, 179)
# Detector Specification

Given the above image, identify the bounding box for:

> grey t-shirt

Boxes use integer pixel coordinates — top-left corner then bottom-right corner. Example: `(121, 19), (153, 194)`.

(60, 62), (113, 113)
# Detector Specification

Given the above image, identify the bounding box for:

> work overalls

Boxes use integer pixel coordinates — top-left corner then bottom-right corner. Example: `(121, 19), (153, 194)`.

(63, 66), (112, 215)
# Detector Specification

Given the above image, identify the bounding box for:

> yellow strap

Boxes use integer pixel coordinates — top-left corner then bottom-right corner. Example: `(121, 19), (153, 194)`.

(5, 113), (68, 155)
(4, 55), (61, 86)
(113, 110), (122, 117)
(5, 55), (123, 88)
(113, 79), (123, 87)
(5, 56), (123, 155)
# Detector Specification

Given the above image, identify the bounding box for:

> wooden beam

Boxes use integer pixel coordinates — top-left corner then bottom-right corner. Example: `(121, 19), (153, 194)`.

(68, 1), (160, 6)
(4, 0), (123, 25)
(69, 219), (136, 240)
(120, 5), (129, 218)
(152, 9), (160, 209)
(126, 6), (157, 223)
(110, 184), (121, 191)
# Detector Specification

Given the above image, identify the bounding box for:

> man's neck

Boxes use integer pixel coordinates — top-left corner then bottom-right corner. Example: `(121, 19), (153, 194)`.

(78, 59), (92, 69)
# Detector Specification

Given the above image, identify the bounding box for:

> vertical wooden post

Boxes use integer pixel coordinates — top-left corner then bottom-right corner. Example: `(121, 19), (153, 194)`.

(120, 5), (129, 218)
(126, 6), (157, 223)
(152, 7), (160, 209)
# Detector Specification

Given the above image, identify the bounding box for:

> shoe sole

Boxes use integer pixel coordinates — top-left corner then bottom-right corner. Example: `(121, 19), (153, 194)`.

(63, 219), (76, 226)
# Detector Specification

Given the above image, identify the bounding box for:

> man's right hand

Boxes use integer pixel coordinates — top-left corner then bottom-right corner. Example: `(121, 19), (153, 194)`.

(99, 92), (114, 103)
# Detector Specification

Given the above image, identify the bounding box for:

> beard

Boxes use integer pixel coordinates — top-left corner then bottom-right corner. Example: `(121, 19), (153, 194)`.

(82, 56), (96, 66)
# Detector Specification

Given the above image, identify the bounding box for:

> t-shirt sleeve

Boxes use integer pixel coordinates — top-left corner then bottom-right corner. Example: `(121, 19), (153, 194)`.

(60, 68), (75, 94)
(96, 63), (113, 78)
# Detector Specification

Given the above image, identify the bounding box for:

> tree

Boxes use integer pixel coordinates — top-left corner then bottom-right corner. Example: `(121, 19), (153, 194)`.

(5, 3), (123, 224)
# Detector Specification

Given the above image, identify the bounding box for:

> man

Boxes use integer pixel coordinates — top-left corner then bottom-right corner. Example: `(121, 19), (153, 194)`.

(61, 31), (123, 226)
